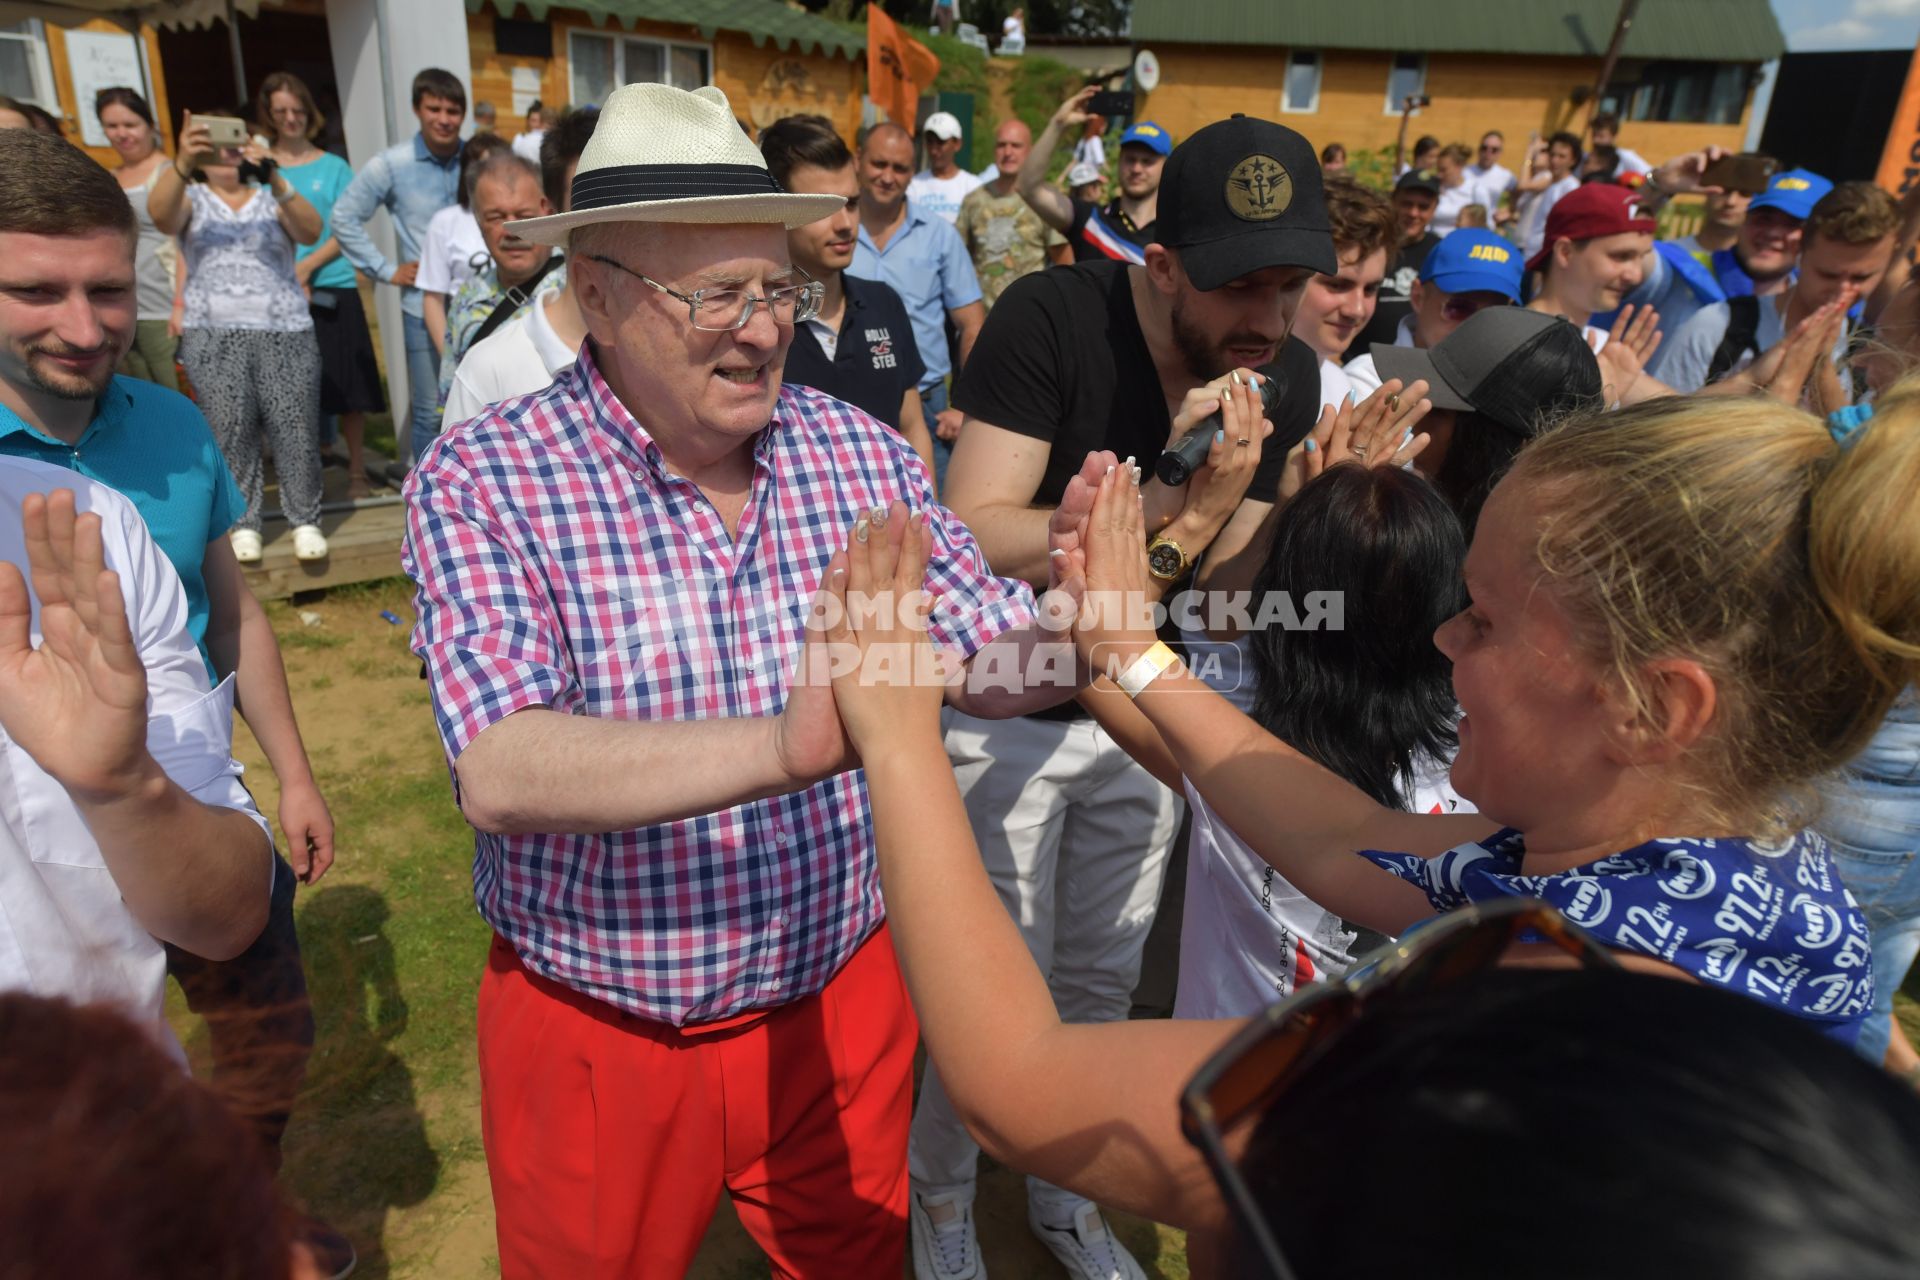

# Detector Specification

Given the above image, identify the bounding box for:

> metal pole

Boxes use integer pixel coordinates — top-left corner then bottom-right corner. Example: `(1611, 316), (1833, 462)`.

(1585, 0), (1642, 136)
(225, 0), (246, 107)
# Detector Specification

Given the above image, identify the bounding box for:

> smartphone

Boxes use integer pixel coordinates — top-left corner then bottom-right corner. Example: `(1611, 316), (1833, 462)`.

(1701, 153), (1777, 195)
(191, 114), (249, 147)
(1087, 89), (1134, 119)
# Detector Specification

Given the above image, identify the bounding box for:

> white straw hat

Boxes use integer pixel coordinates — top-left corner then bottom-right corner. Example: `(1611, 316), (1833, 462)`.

(507, 83), (844, 245)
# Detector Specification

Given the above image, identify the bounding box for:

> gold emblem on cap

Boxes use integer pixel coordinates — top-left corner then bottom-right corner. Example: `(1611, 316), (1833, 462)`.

(1226, 154), (1291, 222)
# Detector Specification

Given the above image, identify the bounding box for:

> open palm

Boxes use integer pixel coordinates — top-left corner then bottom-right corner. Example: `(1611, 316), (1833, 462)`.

(0, 491), (149, 800)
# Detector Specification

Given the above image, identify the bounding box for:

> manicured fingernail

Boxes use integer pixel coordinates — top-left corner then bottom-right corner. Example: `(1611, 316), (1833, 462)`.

(871, 506), (887, 524)
(1304, 439), (1317, 453)
(854, 516), (870, 542)
(1105, 463), (1114, 476)
(1214, 429), (1224, 443)
(1050, 548), (1068, 559)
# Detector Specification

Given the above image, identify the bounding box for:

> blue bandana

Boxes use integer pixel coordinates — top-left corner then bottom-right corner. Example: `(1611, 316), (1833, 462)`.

(1362, 828), (1874, 1047)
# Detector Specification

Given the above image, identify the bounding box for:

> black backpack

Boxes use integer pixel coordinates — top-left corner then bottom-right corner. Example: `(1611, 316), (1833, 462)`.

(1706, 295), (1763, 384)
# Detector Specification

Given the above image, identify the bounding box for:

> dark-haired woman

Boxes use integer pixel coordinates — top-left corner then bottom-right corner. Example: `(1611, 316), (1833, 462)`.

(263, 71), (384, 499)
(95, 87), (182, 391)
(1088, 461), (1470, 1019)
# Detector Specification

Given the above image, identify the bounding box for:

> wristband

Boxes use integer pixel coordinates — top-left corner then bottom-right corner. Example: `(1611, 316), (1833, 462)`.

(274, 185), (297, 206)
(1116, 641), (1180, 698)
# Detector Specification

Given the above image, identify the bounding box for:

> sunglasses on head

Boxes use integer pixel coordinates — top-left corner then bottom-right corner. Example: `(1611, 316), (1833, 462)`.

(1179, 897), (1619, 1280)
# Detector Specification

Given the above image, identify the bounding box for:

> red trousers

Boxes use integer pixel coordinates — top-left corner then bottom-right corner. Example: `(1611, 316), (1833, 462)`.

(478, 925), (916, 1278)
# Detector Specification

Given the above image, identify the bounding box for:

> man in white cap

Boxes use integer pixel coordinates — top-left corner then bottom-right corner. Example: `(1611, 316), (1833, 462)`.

(907, 110), (982, 225)
(402, 82), (1089, 1278)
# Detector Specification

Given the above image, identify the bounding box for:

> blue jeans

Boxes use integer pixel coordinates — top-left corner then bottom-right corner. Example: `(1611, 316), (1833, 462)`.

(1821, 697), (1920, 1063)
(402, 309), (442, 465)
(920, 382), (951, 496)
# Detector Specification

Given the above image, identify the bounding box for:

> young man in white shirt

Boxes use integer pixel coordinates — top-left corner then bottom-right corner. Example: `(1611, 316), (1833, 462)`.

(1292, 176), (1396, 410)
(904, 111), (982, 226)
(1590, 112), (1652, 177)
(1464, 130), (1515, 213)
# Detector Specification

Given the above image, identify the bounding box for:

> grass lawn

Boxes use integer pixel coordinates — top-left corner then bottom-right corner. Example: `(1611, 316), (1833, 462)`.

(171, 578), (1193, 1278)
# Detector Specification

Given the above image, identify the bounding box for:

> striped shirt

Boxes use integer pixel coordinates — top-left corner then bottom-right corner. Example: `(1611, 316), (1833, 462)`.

(403, 342), (1034, 1024)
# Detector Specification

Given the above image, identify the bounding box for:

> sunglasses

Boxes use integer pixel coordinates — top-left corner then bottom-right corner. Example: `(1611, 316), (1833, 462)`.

(1441, 294), (1515, 323)
(1179, 897), (1619, 1279)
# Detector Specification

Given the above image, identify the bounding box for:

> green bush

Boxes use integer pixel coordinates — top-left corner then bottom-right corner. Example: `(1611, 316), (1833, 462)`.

(1009, 55), (1083, 144)
(921, 29), (991, 102)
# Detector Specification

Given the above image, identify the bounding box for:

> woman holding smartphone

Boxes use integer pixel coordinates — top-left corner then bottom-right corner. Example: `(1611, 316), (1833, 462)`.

(151, 111), (330, 563)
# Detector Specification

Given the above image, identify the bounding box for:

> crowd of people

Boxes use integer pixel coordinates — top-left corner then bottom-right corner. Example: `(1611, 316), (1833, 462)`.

(2, 49), (1920, 1280)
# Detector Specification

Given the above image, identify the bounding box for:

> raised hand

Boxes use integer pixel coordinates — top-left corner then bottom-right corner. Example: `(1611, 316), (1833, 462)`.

(1167, 370), (1274, 545)
(1074, 462), (1158, 669)
(0, 490), (151, 803)
(820, 501), (955, 751)
(1596, 304), (1662, 404)
(1326, 377), (1432, 469)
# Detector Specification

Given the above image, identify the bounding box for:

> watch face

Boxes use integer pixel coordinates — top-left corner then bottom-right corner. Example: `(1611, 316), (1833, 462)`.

(1148, 540), (1183, 579)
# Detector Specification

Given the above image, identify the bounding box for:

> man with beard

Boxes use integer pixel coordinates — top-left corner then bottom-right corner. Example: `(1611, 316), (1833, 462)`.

(923, 115), (1330, 1280)
(1017, 86), (1169, 265)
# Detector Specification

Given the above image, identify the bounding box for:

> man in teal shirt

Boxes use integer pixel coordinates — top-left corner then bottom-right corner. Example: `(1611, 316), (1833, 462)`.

(0, 128), (353, 1277)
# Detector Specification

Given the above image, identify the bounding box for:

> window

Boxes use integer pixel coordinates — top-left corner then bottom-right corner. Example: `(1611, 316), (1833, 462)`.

(0, 20), (56, 109)
(1282, 50), (1321, 113)
(1622, 61), (1747, 125)
(1384, 52), (1426, 114)
(568, 30), (710, 107)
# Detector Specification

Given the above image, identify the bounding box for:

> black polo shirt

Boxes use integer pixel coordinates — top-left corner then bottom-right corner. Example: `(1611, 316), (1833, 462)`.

(1067, 198), (1156, 264)
(782, 273), (925, 431)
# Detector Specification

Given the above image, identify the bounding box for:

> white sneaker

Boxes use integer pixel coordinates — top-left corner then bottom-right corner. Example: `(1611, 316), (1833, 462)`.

(291, 524), (329, 561)
(230, 528), (263, 563)
(1028, 1199), (1146, 1280)
(911, 1187), (986, 1280)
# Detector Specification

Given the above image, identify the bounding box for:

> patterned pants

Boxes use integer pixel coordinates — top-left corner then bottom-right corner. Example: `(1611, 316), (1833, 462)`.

(180, 327), (323, 532)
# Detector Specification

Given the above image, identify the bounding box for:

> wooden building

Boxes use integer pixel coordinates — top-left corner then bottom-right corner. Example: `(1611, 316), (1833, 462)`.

(1127, 0), (1787, 164)
(465, 0), (866, 145)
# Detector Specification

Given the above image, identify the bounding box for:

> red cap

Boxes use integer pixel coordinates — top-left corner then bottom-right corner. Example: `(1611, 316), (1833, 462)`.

(1525, 183), (1657, 272)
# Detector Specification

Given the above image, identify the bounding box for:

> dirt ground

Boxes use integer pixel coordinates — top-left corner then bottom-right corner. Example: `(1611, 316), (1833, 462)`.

(195, 580), (1190, 1279)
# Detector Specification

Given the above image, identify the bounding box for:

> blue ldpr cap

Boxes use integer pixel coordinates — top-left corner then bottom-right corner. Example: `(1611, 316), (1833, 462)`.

(1421, 228), (1524, 301)
(1749, 169), (1833, 221)
(1117, 120), (1173, 155)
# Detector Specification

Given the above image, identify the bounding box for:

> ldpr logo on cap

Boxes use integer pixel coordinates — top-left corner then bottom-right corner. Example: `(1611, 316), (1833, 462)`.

(1226, 154), (1292, 222)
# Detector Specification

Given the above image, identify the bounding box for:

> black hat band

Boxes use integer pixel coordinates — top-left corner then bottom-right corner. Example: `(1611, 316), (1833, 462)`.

(571, 163), (783, 211)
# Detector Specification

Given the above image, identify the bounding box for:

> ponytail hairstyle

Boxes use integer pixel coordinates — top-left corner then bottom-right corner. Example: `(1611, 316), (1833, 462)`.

(1501, 387), (1920, 834)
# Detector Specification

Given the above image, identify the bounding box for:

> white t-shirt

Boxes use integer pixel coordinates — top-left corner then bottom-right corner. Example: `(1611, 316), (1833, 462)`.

(905, 168), (983, 225)
(1465, 161), (1515, 206)
(1318, 357), (1353, 413)
(1612, 146), (1652, 177)
(1073, 135), (1106, 173)
(1342, 316), (1417, 399)
(415, 204), (487, 299)
(0, 457), (271, 1053)
(1432, 181), (1483, 237)
(441, 288), (580, 431)
(1518, 174), (1580, 261)
(1169, 629), (1473, 1020)
(512, 130), (546, 164)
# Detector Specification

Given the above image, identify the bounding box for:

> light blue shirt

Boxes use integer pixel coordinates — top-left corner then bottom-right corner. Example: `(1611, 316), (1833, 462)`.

(330, 132), (462, 317)
(851, 201), (982, 391)
(280, 150), (359, 291)
(1608, 247), (1711, 381)
(0, 377), (243, 675)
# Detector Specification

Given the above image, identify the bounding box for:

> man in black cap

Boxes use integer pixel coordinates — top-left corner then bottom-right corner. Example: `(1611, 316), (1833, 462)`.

(914, 113), (1331, 1280)
(1358, 166), (1443, 350)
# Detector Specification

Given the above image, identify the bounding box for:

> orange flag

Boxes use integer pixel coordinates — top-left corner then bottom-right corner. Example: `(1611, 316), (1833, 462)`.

(867, 4), (940, 132)
(1877, 35), (1920, 201)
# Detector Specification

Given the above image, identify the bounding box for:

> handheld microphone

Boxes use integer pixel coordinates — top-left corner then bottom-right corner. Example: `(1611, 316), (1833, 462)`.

(1154, 364), (1286, 487)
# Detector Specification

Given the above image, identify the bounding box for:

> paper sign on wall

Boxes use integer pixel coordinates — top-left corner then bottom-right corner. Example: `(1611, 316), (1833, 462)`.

(511, 66), (541, 117)
(66, 29), (147, 149)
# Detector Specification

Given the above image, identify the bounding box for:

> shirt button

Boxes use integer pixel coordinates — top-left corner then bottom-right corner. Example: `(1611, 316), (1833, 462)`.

(775, 829), (792, 847)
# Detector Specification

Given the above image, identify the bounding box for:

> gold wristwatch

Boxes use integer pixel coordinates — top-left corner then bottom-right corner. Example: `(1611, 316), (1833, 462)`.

(1145, 534), (1190, 582)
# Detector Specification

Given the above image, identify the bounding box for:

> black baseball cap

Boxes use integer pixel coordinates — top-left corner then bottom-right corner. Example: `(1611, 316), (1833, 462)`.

(1395, 167), (1441, 196)
(1155, 113), (1336, 290)
(1370, 308), (1601, 435)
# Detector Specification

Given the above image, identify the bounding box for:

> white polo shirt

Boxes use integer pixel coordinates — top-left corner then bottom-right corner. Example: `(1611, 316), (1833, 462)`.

(0, 457), (271, 1049)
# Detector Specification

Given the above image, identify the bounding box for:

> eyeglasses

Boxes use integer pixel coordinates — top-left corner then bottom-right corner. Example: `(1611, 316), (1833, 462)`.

(1179, 897), (1618, 1280)
(584, 254), (823, 331)
(1441, 294), (1515, 323)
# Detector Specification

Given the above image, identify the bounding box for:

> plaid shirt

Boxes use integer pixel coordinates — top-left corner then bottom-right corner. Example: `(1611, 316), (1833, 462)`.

(403, 342), (1034, 1024)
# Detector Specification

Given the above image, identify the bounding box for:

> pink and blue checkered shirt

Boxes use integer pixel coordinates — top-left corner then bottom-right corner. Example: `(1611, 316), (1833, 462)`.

(403, 342), (1035, 1025)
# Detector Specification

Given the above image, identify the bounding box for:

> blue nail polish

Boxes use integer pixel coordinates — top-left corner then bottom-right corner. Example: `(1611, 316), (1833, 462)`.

(1304, 439), (1317, 453)
(1214, 429), (1224, 443)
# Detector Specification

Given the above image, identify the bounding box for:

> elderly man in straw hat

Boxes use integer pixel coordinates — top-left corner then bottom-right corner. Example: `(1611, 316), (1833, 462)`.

(402, 83), (1096, 1276)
